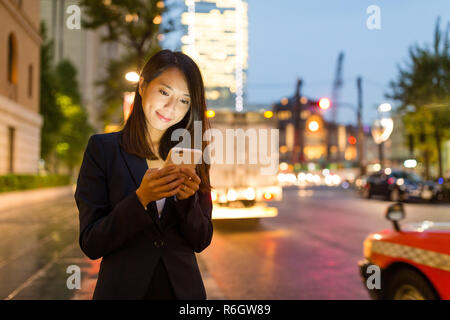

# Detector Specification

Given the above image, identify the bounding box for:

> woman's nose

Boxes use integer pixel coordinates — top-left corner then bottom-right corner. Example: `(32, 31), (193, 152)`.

(164, 97), (177, 113)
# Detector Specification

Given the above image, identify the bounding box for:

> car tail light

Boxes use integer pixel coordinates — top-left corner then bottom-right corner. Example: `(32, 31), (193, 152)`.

(263, 192), (274, 200)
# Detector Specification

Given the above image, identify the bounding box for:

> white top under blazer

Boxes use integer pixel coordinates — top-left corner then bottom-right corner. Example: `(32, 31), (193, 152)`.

(145, 158), (166, 218)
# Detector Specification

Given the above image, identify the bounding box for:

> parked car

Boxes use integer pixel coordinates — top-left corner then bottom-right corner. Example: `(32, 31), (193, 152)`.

(359, 203), (450, 300)
(362, 170), (443, 202)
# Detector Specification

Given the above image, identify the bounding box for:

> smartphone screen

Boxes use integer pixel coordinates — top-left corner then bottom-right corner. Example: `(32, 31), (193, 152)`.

(165, 147), (202, 169)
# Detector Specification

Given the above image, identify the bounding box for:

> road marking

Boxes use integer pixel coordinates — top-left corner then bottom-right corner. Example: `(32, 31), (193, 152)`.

(0, 222), (74, 270)
(3, 243), (76, 300)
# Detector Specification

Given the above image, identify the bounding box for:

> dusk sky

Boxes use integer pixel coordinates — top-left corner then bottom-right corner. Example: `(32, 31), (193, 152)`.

(164, 0), (450, 126)
(245, 0), (450, 125)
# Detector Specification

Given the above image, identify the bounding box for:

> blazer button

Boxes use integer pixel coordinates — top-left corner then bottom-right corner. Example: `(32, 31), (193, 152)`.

(154, 240), (164, 248)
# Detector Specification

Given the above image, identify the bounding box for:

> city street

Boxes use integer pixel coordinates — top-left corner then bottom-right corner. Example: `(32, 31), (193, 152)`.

(0, 192), (98, 300)
(203, 185), (450, 299)
(0, 186), (449, 300)
(1, 0), (449, 305)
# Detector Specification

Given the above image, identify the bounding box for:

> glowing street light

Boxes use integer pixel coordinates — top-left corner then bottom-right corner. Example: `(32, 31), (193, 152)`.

(308, 120), (320, 132)
(318, 97), (331, 110)
(404, 159), (417, 168)
(264, 110), (274, 118)
(371, 118), (393, 144)
(205, 110), (215, 118)
(125, 71), (139, 83)
(153, 15), (163, 24)
(378, 103), (392, 113)
(372, 103), (394, 169)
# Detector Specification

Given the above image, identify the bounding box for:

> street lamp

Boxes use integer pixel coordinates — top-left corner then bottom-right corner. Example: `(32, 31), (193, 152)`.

(308, 120), (320, 132)
(125, 71), (139, 83)
(318, 98), (331, 110)
(404, 159), (417, 168)
(378, 103), (392, 113)
(371, 103), (394, 169)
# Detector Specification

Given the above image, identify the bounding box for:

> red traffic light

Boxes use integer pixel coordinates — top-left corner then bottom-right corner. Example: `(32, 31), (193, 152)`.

(318, 98), (331, 110)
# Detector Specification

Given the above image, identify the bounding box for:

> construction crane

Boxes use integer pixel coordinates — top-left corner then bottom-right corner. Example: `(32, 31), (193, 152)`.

(325, 52), (345, 162)
(331, 52), (344, 124)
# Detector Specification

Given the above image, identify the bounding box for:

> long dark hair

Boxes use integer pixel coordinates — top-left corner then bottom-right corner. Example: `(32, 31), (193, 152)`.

(120, 49), (211, 193)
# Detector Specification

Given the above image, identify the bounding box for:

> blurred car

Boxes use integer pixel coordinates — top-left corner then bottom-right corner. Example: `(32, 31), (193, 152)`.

(359, 203), (450, 300)
(362, 170), (443, 202)
(355, 175), (369, 193)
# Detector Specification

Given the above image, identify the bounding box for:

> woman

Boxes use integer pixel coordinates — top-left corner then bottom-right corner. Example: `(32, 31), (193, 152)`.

(74, 49), (213, 300)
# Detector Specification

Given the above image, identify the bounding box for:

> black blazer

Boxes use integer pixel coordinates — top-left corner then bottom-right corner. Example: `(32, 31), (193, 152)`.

(74, 131), (213, 300)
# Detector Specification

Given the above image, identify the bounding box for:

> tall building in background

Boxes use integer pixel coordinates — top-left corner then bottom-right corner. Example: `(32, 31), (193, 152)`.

(41, 0), (123, 132)
(0, 0), (42, 174)
(180, 0), (248, 111)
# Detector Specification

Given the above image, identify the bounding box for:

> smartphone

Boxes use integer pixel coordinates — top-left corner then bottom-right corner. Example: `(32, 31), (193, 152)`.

(164, 147), (202, 171)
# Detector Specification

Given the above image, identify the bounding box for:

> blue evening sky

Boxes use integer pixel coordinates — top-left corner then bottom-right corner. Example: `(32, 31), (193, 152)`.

(163, 0), (450, 126)
(245, 0), (450, 125)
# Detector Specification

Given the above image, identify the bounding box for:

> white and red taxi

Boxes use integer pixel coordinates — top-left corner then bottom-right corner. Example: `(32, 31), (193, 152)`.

(359, 203), (450, 300)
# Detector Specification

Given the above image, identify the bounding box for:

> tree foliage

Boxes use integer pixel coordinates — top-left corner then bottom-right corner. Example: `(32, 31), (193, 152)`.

(54, 93), (93, 173)
(40, 22), (64, 160)
(387, 17), (450, 177)
(39, 23), (94, 175)
(79, 0), (180, 127)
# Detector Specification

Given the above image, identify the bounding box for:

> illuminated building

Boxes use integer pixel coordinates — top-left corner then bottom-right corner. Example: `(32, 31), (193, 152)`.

(180, 0), (248, 111)
(0, 0), (42, 174)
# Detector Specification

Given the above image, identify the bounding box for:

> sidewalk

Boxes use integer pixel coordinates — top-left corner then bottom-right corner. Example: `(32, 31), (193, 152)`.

(0, 185), (225, 300)
(0, 184), (75, 212)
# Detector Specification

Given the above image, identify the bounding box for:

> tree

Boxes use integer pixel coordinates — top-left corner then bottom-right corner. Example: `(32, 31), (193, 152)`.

(40, 22), (64, 161)
(54, 93), (93, 176)
(79, 0), (181, 127)
(53, 59), (94, 175)
(95, 50), (159, 125)
(55, 60), (82, 104)
(387, 17), (450, 179)
(40, 23), (94, 175)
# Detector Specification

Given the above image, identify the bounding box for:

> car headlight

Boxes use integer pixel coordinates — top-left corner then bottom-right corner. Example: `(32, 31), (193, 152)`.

(244, 188), (256, 200)
(226, 189), (237, 201)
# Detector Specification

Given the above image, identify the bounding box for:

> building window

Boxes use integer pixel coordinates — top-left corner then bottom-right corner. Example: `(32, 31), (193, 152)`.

(8, 33), (18, 85)
(8, 126), (15, 173)
(28, 64), (33, 98)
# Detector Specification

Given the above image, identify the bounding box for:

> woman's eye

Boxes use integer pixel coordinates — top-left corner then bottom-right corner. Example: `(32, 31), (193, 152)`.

(181, 99), (190, 105)
(159, 89), (169, 96)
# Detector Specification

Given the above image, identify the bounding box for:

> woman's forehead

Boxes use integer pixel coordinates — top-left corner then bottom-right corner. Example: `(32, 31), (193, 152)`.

(154, 68), (189, 94)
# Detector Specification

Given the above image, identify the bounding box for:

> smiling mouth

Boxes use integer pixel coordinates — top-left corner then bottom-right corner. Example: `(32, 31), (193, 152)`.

(156, 111), (171, 122)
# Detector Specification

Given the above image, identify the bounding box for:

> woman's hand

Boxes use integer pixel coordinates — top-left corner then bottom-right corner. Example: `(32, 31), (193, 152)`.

(136, 164), (184, 207)
(176, 167), (201, 200)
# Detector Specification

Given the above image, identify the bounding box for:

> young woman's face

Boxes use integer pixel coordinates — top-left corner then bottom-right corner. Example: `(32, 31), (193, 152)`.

(139, 67), (191, 132)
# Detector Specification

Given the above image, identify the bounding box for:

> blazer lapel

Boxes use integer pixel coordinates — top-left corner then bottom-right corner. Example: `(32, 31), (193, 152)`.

(118, 146), (147, 190)
(117, 131), (163, 232)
